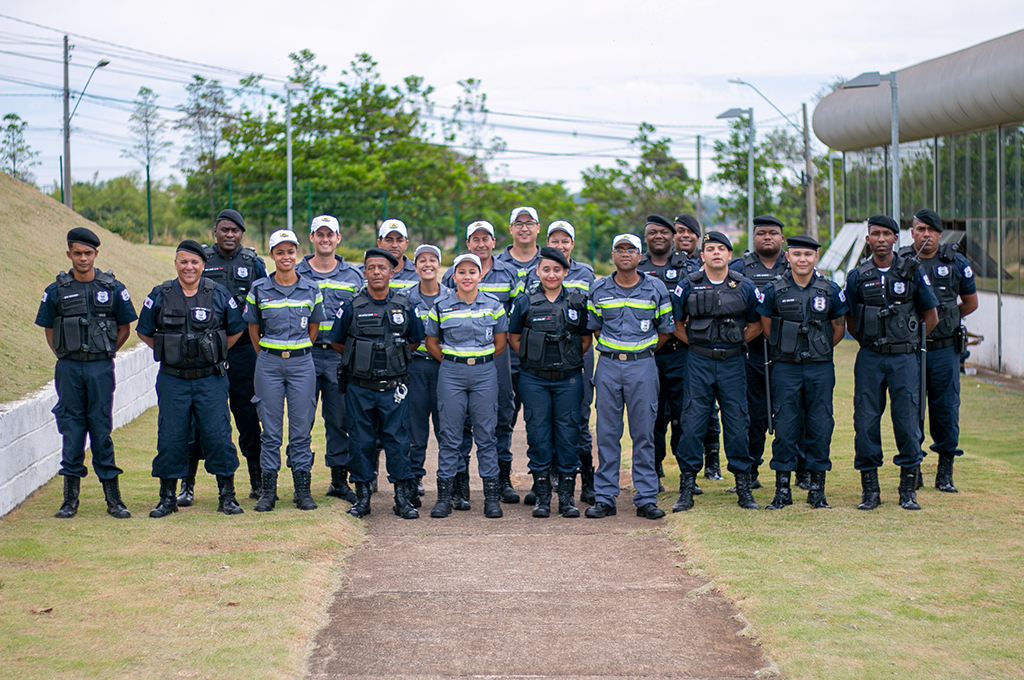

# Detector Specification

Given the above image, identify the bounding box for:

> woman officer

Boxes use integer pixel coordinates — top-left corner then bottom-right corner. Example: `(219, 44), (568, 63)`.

(509, 247), (590, 517)
(424, 246), (508, 519)
(243, 229), (326, 512)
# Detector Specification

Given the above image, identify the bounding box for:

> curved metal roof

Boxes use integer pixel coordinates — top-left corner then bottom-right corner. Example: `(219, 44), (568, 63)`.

(813, 29), (1024, 152)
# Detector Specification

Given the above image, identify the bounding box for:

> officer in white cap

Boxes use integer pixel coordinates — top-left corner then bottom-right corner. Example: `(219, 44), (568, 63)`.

(375, 219), (419, 291)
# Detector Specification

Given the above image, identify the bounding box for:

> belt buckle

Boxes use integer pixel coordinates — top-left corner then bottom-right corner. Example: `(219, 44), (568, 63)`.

(281, 351), (291, 359)
(466, 357), (476, 366)
(712, 349), (725, 360)
(618, 353), (627, 361)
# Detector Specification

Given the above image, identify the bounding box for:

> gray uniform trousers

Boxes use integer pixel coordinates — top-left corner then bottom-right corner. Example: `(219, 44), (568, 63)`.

(495, 349), (516, 463)
(311, 346), (349, 467)
(436, 360), (500, 479)
(594, 355), (660, 508)
(253, 352), (318, 472)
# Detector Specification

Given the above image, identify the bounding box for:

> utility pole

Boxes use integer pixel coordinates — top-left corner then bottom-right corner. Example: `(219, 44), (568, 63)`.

(62, 35), (72, 209)
(696, 135), (702, 224)
(802, 103), (817, 237)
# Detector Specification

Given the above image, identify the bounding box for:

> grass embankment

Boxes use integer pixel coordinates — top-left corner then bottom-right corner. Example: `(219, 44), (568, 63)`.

(0, 409), (363, 679)
(663, 342), (1024, 679)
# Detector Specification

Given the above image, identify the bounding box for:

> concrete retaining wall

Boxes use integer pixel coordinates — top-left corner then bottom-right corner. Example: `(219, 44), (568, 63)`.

(0, 344), (158, 517)
(964, 291), (1024, 378)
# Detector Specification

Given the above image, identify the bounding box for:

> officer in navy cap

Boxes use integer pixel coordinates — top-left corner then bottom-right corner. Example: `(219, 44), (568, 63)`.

(37, 227), (137, 519)
(845, 215), (938, 510)
(330, 248), (423, 519)
(137, 240), (248, 518)
(673, 214), (702, 260)
(672, 231), (762, 511)
(757, 234), (849, 509)
(901, 208), (977, 492)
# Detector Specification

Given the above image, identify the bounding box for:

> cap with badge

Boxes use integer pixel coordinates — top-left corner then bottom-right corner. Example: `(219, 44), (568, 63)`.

(310, 214), (340, 233)
(453, 253), (483, 270)
(866, 214), (899, 234)
(701, 231), (733, 251)
(753, 215), (784, 229)
(786, 234), (821, 251)
(176, 239), (208, 261)
(547, 220), (575, 240)
(413, 244), (442, 262)
(466, 220), (495, 239)
(913, 208), (942, 232)
(674, 213), (701, 237)
(538, 246), (570, 270)
(612, 233), (642, 250)
(67, 227), (101, 248)
(216, 209), (246, 232)
(269, 229), (300, 249)
(645, 214), (676, 233)
(378, 219), (408, 239)
(509, 206), (539, 224)
(364, 247), (399, 268)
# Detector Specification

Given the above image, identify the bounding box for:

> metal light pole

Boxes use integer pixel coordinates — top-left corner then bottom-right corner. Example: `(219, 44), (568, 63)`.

(718, 107), (755, 248)
(285, 82), (305, 230)
(828, 151), (840, 244)
(62, 35), (109, 209)
(844, 71), (899, 224)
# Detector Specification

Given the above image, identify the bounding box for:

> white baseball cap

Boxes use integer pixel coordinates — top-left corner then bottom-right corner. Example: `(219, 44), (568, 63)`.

(414, 244), (442, 262)
(452, 253), (483, 270)
(466, 220), (495, 239)
(378, 219), (408, 239)
(509, 206), (539, 224)
(269, 229), (300, 249)
(310, 214), (340, 233)
(612, 233), (642, 250)
(547, 220), (575, 240)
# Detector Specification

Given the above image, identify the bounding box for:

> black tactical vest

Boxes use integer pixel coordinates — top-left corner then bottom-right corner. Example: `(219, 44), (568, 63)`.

(900, 243), (962, 340)
(685, 270), (748, 347)
(768, 274), (835, 363)
(741, 251), (787, 292)
(52, 270), (119, 359)
(203, 245), (258, 306)
(638, 250), (690, 286)
(852, 256), (921, 352)
(519, 289), (587, 373)
(341, 293), (413, 381)
(153, 278), (227, 368)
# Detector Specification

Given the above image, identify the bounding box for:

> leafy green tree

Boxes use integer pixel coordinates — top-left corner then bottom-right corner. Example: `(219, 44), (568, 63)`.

(174, 76), (233, 224)
(1, 113), (40, 183)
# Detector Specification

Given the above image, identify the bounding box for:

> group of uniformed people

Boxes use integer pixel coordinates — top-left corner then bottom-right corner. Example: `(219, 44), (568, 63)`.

(37, 203), (976, 521)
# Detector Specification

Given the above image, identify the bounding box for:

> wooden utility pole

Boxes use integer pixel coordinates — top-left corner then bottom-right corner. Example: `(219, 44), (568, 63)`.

(63, 35), (72, 209)
(696, 135), (702, 223)
(802, 103), (816, 237)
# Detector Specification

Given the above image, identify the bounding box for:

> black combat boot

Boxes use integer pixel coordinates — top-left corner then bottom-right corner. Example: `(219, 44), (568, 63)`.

(584, 501), (616, 518)
(416, 476), (425, 496)
(55, 475), (81, 519)
(149, 478), (179, 518)
(393, 479), (419, 519)
(765, 471), (792, 510)
(482, 475), (504, 518)
(254, 470), (277, 512)
(935, 453), (958, 493)
(215, 474), (244, 515)
(579, 462), (596, 505)
(795, 456), (811, 490)
(431, 476), (454, 518)
(655, 458), (665, 492)
(497, 460), (520, 503)
(703, 442), (723, 480)
(293, 469), (317, 511)
(898, 465), (921, 510)
(101, 477), (131, 519)
(176, 458), (199, 507)
(807, 471), (831, 509)
(326, 465), (359, 504)
(347, 481), (372, 518)
(524, 479), (537, 506)
(531, 470), (552, 518)
(857, 468), (881, 510)
(750, 465), (762, 489)
(246, 456), (262, 499)
(734, 471), (760, 510)
(916, 462), (924, 490)
(672, 472), (696, 512)
(452, 471), (471, 511)
(558, 473), (580, 518)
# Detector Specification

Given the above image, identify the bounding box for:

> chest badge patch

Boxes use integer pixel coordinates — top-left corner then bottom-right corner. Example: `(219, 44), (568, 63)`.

(391, 311), (405, 324)
(893, 281), (906, 295)
(236, 266), (249, 278)
(937, 265), (950, 277)
(96, 290), (110, 304)
(194, 308), (209, 321)
(813, 297), (827, 312)
(301, 316), (309, 329)
(666, 269), (678, 279)
(640, 319), (652, 332)
(728, 280), (737, 288)
(567, 308), (579, 321)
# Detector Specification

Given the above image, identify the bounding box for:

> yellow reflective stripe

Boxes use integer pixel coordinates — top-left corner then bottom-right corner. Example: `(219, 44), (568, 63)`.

(587, 301), (601, 317)
(564, 280), (590, 291)
(596, 336), (657, 352)
(596, 299), (657, 311)
(437, 309), (504, 322)
(259, 299), (315, 311)
(657, 302), (672, 317)
(320, 280), (358, 292)
(441, 346), (495, 357)
(389, 280), (416, 289)
(246, 292), (256, 304)
(428, 308), (440, 322)
(318, 319), (334, 331)
(314, 292), (324, 305)
(260, 339), (314, 350)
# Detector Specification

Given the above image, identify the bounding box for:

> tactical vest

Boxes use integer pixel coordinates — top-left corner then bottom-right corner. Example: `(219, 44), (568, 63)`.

(52, 270), (119, 359)
(341, 293), (413, 381)
(153, 278), (227, 368)
(852, 257), (921, 352)
(203, 245), (258, 306)
(685, 270), (748, 347)
(741, 251), (787, 292)
(900, 243), (962, 340)
(768, 274), (835, 363)
(639, 250), (690, 286)
(519, 289), (587, 373)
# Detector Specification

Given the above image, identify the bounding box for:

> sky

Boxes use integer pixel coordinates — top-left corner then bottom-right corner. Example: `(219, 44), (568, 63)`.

(0, 0), (1019, 195)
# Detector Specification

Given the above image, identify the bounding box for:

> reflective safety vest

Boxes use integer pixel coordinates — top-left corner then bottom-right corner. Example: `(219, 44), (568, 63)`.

(341, 292), (413, 381)
(518, 289), (587, 373)
(203, 245), (259, 306)
(52, 270), (119, 359)
(768, 273), (834, 363)
(153, 278), (227, 368)
(852, 256), (921, 352)
(900, 244), (962, 340)
(684, 270), (748, 347)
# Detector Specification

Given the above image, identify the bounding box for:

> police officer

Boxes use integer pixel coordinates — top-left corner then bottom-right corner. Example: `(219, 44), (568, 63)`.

(330, 248), (423, 519)
(672, 231), (762, 511)
(295, 215), (364, 504)
(673, 214), (701, 262)
(427, 250), (509, 519)
(244, 229), (326, 512)
(509, 247), (591, 518)
(36, 227), (137, 519)
(442, 221), (523, 504)
(137, 240), (247, 518)
(845, 215), (938, 510)
(902, 208), (977, 492)
(729, 215), (789, 490)
(179, 209), (266, 505)
(757, 235), (849, 509)
(374, 219), (419, 291)
(586, 233), (674, 520)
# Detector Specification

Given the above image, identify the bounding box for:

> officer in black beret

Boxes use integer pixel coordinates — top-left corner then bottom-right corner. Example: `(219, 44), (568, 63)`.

(36, 228), (138, 519)
(673, 214), (702, 261)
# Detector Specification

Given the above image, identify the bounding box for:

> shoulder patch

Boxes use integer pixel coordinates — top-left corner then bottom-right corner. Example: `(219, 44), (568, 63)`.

(227, 297), (238, 309)
(143, 296), (154, 309)
(673, 284), (683, 297)
(922, 274), (931, 286)
(754, 288), (765, 304)
(838, 289), (847, 302)
(41, 291), (48, 302)
(120, 288), (131, 301)
(963, 265), (973, 278)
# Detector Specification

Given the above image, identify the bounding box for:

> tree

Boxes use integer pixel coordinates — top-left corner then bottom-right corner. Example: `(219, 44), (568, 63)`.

(123, 87), (172, 169)
(1, 113), (40, 183)
(175, 76), (233, 223)
(443, 78), (506, 170)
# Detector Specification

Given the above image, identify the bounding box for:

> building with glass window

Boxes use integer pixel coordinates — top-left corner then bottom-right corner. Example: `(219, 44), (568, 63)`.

(813, 29), (1024, 376)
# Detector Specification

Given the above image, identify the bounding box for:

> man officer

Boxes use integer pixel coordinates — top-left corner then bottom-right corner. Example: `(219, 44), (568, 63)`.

(37, 227), (137, 519)
(757, 235), (849, 510)
(845, 215), (938, 510)
(374, 219), (419, 291)
(673, 214), (702, 262)
(901, 208), (977, 492)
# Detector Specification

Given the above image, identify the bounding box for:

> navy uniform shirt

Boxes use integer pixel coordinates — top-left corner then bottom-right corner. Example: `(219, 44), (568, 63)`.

(329, 291), (426, 347)
(757, 272), (850, 322)
(425, 290), (509, 359)
(587, 272), (673, 354)
(295, 254), (363, 344)
(843, 254), (939, 318)
(243, 273), (326, 351)
(203, 245), (268, 296)
(638, 251), (691, 287)
(671, 274), (761, 350)
(36, 269), (138, 330)
(442, 257), (524, 312)
(136, 279), (245, 339)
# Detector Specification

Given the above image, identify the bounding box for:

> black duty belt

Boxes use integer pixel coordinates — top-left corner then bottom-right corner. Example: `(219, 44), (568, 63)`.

(656, 337), (686, 355)
(926, 337), (955, 351)
(160, 364), (219, 380)
(599, 350), (654, 361)
(347, 376), (408, 391)
(861, 342), (918, 355)
(688, 345), (746, 361)
(442, 354), (494, 365)
(59, 351), (112, 362)
(313, 342), (334, 349)
(523, 366), (580, 381)
(262, 347), (312, 358)
(412, 354), (437, 362)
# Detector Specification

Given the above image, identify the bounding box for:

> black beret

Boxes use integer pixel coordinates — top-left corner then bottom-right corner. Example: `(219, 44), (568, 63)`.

(786, 234), (820, 250)
(701, 231), (733, 251)
(67, 227), (100, 248)
(538, 246), (570, 270)
(216, 209), (246, 232)
(364, 247), (399, 268)
(645, 214), (676, 233)
(674, 213), (701, 237)
(866, 214), (899, 234)
(753, 215), (784, 229)
(914, 208), (942, 232)
(176, 239), (208, 261)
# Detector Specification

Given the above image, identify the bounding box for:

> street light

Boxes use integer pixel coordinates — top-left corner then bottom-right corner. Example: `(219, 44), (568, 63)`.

(285, 82), (306, 230)
(718, 107), (755, 248)
(62, 33), (109, 209)
(844, 71), (899, 225)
